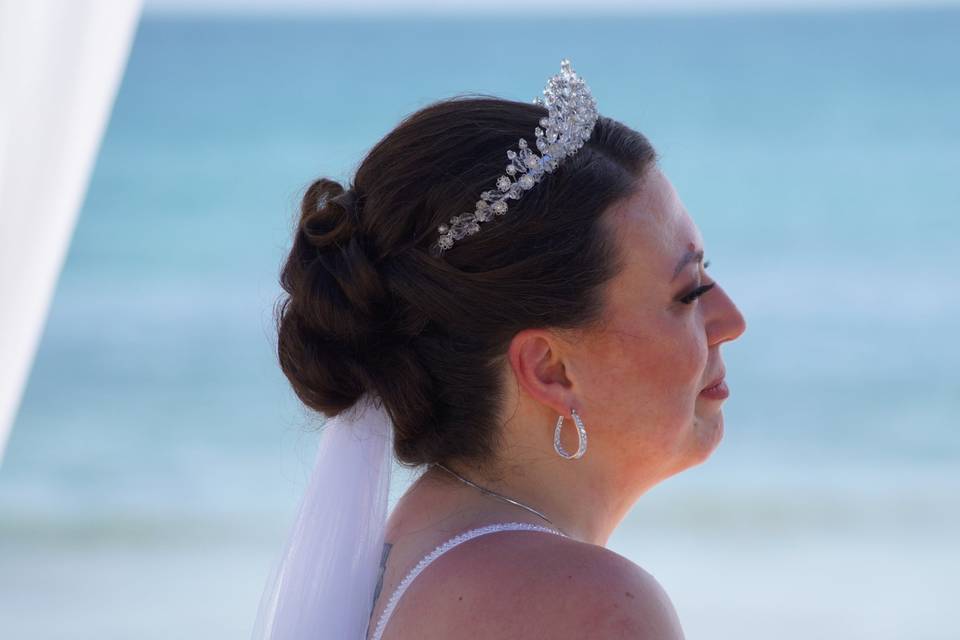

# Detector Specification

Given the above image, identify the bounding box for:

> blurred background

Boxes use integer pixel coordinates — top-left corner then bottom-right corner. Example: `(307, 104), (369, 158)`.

(1, 1), (958, 638)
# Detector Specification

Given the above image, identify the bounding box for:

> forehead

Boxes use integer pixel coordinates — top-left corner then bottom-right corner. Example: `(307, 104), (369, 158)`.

(606, 166), (703, 282)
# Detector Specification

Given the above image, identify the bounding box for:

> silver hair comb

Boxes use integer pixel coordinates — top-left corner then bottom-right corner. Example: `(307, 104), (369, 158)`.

(429, 59), (599, 258)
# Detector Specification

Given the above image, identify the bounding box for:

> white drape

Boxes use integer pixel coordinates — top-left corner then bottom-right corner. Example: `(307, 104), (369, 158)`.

(0, 0), (142, 463)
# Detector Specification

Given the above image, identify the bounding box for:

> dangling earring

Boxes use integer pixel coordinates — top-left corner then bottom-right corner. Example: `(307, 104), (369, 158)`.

(554, 408), (587, 459)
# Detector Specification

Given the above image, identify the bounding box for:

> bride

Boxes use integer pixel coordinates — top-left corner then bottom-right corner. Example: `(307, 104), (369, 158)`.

(253, 60), (747, 639)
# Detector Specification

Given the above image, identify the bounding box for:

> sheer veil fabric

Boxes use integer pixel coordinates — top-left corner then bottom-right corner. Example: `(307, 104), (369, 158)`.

(252, 392), (394, 639)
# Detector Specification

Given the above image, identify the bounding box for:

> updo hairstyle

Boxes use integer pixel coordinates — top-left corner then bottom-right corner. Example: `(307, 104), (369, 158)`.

(276, 95), (657, 471)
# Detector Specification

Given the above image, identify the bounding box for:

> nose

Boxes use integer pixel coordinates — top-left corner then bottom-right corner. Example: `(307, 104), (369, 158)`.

(706, 282), (746, 347)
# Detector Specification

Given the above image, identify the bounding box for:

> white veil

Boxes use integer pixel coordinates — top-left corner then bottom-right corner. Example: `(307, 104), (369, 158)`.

(251, 391), (394, 640)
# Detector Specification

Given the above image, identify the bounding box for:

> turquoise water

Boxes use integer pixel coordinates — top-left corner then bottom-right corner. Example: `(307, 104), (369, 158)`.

(2, 7), (958, 638)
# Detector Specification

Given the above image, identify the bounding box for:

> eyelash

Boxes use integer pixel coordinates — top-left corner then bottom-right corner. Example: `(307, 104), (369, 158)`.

(679, 260), (714, 305)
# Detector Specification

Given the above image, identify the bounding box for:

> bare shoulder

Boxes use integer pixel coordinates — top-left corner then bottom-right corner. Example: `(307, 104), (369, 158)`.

(396, 529), (685, 640)
(521, 536), (687, 640)
(570, 543), (686, 640)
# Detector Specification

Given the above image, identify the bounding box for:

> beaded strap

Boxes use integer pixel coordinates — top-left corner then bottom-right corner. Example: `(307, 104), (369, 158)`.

(369, 522), (568, 640)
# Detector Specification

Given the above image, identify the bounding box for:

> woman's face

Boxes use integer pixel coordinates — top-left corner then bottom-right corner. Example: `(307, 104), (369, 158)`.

(564, 165), (747, 483)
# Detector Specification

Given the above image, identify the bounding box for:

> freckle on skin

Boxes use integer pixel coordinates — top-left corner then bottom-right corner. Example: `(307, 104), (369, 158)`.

(625, 592), (634, 598)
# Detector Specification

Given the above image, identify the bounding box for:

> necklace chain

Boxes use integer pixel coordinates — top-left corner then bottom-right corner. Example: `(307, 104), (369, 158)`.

(431, 462), (565, 536)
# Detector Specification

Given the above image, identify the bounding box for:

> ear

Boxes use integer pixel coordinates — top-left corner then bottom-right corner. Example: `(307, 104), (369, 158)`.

(506, 327), (579, 418)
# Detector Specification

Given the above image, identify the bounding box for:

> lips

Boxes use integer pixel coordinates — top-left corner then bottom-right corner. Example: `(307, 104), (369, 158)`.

(702, 369), (726, 391)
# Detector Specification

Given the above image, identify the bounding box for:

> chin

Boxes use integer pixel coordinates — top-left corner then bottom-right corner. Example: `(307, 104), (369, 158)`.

(690, 413), (724, 466)
(706, 413), (725, 455)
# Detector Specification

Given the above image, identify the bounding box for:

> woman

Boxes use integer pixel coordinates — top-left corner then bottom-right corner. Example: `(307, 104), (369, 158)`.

(255, 60), (746, 639)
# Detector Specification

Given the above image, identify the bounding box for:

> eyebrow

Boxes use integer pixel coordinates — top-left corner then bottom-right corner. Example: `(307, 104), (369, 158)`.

(672, 248), (704, 281)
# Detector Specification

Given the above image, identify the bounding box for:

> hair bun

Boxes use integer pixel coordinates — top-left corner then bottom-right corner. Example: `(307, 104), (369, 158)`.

(326, 189), (359, 226)
(287, 177), (391, 333)
(300, 179), (361, 249)
(276, 177), (395, 416)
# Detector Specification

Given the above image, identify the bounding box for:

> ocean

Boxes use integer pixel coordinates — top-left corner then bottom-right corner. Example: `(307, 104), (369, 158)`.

(1, 6), (957, 638)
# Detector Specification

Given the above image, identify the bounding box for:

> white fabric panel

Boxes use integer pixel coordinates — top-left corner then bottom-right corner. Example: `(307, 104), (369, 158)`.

(0, 0), (142, 463)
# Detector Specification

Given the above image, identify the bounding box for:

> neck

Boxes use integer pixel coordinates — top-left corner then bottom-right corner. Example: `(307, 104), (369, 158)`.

(415, 397), (672, 546)
(426, 445), (637, 547)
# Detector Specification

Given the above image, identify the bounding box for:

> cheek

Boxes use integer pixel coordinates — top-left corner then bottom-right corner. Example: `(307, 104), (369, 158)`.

(610, 323), (709, 458)
(629, 314), (706, 398)
(583, 317), (705, 429)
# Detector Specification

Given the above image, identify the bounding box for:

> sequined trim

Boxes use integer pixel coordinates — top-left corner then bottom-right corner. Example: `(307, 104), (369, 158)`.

(369, 521), (568, 640)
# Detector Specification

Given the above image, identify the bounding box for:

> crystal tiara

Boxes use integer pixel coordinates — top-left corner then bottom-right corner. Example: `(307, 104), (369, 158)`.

(428, 59), (599, 258)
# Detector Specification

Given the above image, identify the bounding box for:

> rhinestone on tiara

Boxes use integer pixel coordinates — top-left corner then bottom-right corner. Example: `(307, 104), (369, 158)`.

(429, 59), (599, 258)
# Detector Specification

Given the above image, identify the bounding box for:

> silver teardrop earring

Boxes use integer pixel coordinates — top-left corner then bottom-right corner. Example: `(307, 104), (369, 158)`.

(554, 408), (587, 459)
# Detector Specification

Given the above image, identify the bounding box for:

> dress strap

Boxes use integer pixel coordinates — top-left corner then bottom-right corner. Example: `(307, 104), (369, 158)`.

(368, 521), (567, 640)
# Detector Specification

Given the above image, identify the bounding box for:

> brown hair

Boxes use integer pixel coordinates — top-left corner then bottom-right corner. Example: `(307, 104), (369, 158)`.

(276, 95), (657, 471)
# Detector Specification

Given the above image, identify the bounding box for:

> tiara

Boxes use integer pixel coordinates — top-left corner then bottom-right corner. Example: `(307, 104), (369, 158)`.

(429, 59), (599, 258)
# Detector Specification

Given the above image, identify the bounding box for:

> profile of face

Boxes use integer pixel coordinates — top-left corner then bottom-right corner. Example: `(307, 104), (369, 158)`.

(554, 165), (747, 486)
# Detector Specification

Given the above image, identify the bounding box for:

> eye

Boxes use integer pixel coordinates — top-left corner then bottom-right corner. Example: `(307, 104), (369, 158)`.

(678, 260), (714, 305)
(679, 282), (717, 304)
